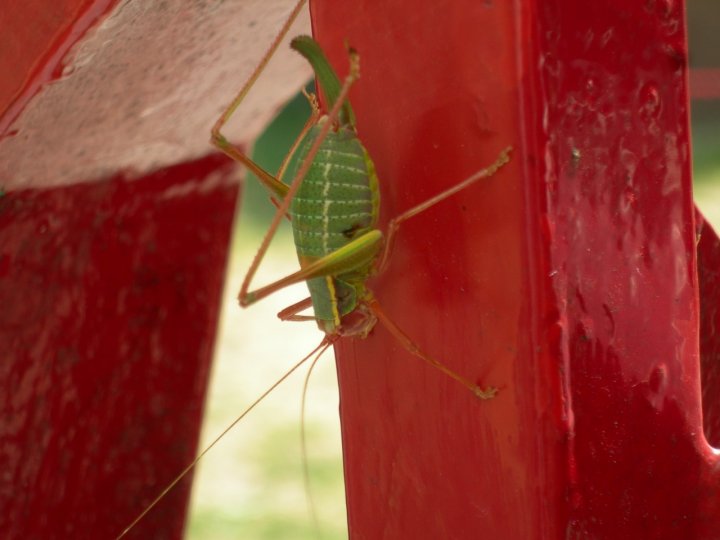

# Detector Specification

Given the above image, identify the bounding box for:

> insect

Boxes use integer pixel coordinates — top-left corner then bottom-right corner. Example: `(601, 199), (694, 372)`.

(119, 0), (511, 536)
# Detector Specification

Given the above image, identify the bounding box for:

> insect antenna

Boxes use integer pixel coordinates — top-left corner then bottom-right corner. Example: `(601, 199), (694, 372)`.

(300, 347), (328, 538)
(367, 298), (497, 400)
(116, 337), (333, 539)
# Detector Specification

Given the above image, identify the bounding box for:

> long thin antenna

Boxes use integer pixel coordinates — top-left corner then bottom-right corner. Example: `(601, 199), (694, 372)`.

(300, 347), (327, 538)
(116, 337), (331, 539)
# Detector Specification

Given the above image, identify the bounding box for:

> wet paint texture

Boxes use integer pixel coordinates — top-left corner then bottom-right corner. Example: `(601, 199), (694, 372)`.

(311, 1), (720, 539)
(0, 155), (238, 538)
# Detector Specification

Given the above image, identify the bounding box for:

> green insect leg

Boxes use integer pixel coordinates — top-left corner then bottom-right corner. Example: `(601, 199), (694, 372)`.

(241, 228), (382, 307)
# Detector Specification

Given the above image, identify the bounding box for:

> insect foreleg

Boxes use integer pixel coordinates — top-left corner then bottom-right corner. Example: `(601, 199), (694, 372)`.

(376, 146), (513, 273)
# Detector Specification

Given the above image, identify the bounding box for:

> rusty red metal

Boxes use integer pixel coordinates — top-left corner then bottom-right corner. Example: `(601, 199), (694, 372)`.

(311, 1), (720, 538)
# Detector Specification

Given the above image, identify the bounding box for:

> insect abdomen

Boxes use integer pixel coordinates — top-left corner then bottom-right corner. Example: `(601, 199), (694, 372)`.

(290, 123), (379, 260)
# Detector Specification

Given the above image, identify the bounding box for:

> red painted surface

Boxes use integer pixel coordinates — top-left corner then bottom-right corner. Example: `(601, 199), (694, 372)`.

(311, 1), (720, 539)
(698, 212), (720, 450)
(0, 155), (238, 539)
(0, 0), (118, 134)
(3, 0), (719, 538)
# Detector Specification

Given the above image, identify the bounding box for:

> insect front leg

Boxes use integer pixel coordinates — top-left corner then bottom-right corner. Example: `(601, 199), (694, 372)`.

(366, 297), (498, 400)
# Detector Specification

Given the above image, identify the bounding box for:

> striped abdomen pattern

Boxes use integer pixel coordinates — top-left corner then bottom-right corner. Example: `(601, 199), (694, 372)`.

(290, 123), (379, 261)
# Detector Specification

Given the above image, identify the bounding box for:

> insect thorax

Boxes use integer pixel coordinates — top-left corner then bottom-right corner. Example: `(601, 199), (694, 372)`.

(289, 121), (380, 332)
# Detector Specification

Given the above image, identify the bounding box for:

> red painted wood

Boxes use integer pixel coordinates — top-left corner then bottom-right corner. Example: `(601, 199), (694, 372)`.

(0, 155), (238, 538)
(311, 1), (720, 538)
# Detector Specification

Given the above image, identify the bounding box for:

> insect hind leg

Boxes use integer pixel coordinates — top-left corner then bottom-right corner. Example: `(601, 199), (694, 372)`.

(366, 296), (497, 400)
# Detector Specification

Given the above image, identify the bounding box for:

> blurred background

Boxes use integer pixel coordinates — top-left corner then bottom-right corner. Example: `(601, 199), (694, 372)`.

(689, 2), (720, 222)
(186, 6), (720, 540)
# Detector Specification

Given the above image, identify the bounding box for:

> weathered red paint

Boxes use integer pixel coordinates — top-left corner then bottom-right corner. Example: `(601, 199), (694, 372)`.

(3, 0), (719, 538)
(311, 1), (720, 538)
(0, 155), (238, 538)
(0, 0), (119, 134)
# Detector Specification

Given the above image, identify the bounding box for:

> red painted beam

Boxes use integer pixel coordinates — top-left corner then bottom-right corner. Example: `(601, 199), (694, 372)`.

(0, 155), (238, 538)
(311, 1), (720, 538)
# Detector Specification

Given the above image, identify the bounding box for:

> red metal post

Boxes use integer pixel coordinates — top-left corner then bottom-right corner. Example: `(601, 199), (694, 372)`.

(311, 1), (720, 538)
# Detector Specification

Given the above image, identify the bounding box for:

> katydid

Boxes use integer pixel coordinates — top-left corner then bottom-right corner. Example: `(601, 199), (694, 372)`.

(118, 2), (511, 537)
(212, 32), (510, 393)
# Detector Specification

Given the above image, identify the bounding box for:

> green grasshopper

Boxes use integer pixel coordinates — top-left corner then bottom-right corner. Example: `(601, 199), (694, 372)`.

(210, 33), (510, 399)
(119, 1), (510, 536)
